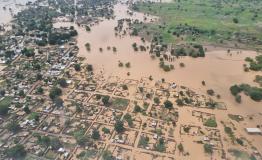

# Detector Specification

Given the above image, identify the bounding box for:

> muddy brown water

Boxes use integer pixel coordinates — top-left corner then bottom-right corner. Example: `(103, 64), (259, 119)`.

(54, 3), (262, 152)
(1, 0), (262, 156)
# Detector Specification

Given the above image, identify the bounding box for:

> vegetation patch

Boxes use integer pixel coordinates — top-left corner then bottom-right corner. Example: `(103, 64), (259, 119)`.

(132, 0), (262, 50)
(245, 55), (262, 71)
(228, 149), (256, 160)
(112, 98), (129, 110)
(0, 96), (12, 116)
(254, 75), (262, 87)
(228, 114), (244, 122)
(204, 118), (217, 128)
(230, 84), (262, 102)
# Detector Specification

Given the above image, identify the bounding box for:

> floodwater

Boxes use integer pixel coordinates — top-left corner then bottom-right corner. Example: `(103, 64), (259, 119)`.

(54, 2), (261, 115)
(0, 0), (34, 24)
(54, 2), (262, 153)
(2, 0), (261, 157)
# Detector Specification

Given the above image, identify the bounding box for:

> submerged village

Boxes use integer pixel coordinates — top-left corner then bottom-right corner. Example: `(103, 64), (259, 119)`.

(0, 0), (262, 160)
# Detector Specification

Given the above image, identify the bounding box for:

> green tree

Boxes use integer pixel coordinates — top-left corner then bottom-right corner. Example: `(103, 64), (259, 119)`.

(91, 129), (100, 140)
(36, 87), (44, 94)
(114, 120), (125, 133)
(164, 100), (173, 110)
(6, 144), (27, 158)
(6, 121), (20, 133)
(102, 96), (110, 106)
(23, 105), (31, 114)
(230, 85), (242, 96)
(21, 48), (35, 57)
(102, 127), (110, 134)
(134, 105), (141, 113)
(49, 87), (62, 100)
(124, 113), (133, 127)
(154, 97), (160, 104)
(0, 100), (10, 116)
(204, 144), (213, 154)
(58, 78), (68, 88)
(19, 90), (25, 97)
(74, 129), (88, 146)
(74, 63), (81, 71)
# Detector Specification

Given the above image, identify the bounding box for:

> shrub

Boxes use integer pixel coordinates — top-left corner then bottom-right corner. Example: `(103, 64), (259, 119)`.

(176, 99), (184, 106)
(154, 97), (160, 104)
(102, 96), (110, 106)
(49, 87), (62, 100)
(179, 63), (185, 67)
(204, 118), (217, 127)
(230, 85), (242, 96)
(236, 138), (244, 146)
(102, 127), (110, 134)
(235, 95), (241, 103)
(164, 100), (173, 110)
(177, 143), (184, 153)
(122, 85), (128, 90)
(207, 89), (215, 96)
(58, 78), (67, 88)
(204, 144), (213, 154)
(233, 18), (239, 23)
(118, 61), (123, 67)
(74, 63), (81, 71)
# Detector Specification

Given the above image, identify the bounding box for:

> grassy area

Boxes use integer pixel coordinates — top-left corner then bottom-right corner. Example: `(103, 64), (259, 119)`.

(228, 149), (257, 160)
(132, 0), (262, 49)
(0, 96), (12, 106)
(0, 96), (12, 116)
(112, 98), (129, 110)
(204, 118), (217, 127)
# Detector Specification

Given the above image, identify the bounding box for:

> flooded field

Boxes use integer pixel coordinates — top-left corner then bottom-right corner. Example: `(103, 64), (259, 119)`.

(54, 2), (262, 154)
(0, 0), (261, 159)
(54, 2), (261, 114)
(0, 0), (34, 24)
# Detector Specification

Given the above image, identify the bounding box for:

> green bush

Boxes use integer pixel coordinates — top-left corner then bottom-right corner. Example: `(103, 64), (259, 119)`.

(204, 144), (213, 154)
(204, 118), (217, 127)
